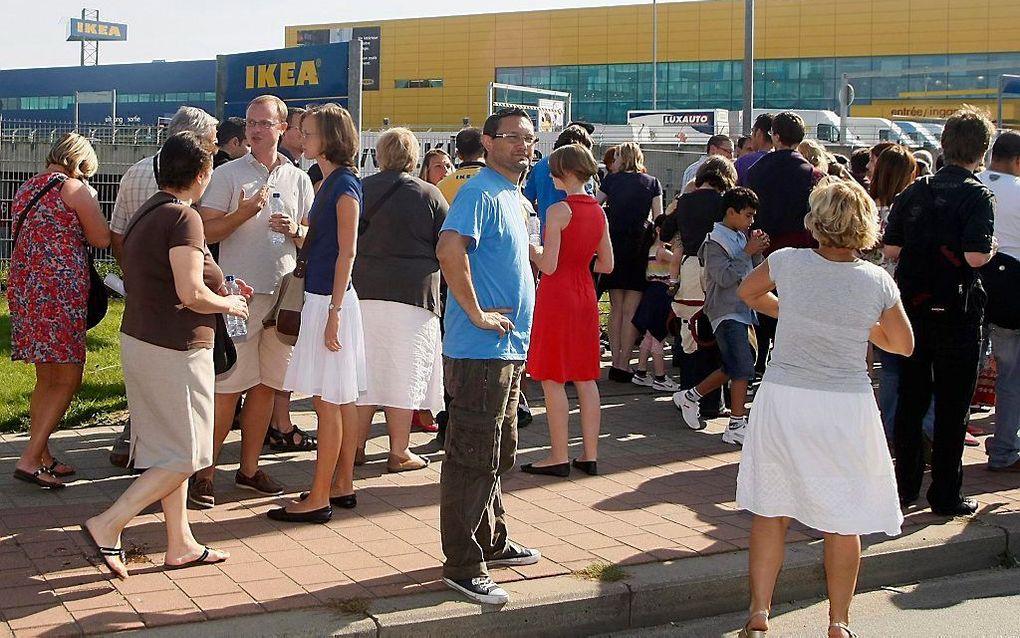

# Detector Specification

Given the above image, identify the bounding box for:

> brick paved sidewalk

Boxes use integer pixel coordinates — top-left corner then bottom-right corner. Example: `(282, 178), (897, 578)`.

(1, 379), (1018, 637)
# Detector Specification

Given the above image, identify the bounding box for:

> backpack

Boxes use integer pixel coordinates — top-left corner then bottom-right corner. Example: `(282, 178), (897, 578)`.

(892, 176), (985, 320)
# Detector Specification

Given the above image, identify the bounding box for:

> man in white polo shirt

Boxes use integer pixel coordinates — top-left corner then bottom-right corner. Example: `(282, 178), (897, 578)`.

(192, 95), (315, 507)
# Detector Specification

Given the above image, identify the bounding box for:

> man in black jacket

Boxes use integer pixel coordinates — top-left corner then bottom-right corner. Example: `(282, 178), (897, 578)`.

(884, 107), (998, 516)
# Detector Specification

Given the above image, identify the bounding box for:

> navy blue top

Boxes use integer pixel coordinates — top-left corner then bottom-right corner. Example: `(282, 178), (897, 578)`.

(305, 167), (362, 295)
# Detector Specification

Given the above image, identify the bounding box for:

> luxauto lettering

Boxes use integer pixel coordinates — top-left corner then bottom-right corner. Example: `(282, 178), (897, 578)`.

(663, 114), (710, 126)
(245, 60), (320, 89)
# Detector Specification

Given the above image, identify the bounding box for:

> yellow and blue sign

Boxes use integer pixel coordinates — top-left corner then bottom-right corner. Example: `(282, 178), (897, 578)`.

(219, 43), (350, 117)
(67, 18), (128, 42)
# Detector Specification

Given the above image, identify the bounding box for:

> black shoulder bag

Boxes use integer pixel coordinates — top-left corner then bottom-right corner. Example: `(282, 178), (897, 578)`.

(12, 175), (109, 329)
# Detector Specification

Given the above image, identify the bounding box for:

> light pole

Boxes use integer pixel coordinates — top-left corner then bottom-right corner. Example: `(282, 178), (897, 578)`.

(652, 0), (658, 110)
(742, 0), (754, 135)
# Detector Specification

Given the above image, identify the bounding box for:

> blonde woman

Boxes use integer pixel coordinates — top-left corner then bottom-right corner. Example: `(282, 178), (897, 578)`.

(419, 148), (454, 186)
(735, 179), (914, 638)
(797, 138), (830, 175)
(354, 128), (448, 474)
(270, 104), (368, 524)
(596, 142), (663, 382)
(9, 133), (110, 489)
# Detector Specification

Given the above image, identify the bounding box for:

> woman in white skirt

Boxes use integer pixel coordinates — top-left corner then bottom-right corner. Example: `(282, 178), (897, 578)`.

(352, 128), (447, 472)
(735, 178), (914, 638)
(84, 132), (247, 578)
(268, 104), (368, 524)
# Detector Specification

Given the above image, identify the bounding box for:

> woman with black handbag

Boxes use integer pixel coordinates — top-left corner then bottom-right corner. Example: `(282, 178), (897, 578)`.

(9, 133), (110, 489)
(83, 132), (248, 579)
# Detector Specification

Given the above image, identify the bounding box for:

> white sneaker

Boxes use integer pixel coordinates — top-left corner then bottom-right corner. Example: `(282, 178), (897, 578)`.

(722, 418), (747, 446)
(673, 389), (707, 431)
(651, 376), (680, 392)
(631, 372), (653, 387)
(444, 575), (509, 605)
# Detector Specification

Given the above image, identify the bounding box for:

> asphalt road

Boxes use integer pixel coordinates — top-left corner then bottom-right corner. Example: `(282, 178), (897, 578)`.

(598, 566), (1020, 637)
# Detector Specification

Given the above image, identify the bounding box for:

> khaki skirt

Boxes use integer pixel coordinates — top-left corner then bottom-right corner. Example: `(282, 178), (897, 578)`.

(121, 333), (215, 473)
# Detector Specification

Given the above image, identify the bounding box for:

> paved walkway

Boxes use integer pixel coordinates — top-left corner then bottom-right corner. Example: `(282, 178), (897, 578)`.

(1, 377), (1018, 637)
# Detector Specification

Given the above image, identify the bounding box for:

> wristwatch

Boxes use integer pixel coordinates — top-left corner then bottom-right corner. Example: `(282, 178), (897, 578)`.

(328, 302), (342, 313)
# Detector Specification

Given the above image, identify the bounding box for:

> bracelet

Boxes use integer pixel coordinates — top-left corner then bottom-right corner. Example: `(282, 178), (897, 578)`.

(290, 225), (304, 239)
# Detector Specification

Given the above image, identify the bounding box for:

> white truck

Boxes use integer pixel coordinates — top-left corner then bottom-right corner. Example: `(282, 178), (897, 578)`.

(625, 109), (731, 146)
(729, 109), (864, 146)
(845, 117), (918, 148)
(895, 120), (941, 151)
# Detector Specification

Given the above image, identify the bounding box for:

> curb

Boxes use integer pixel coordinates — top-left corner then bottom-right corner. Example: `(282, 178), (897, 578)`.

(123, 509), (1020, 638)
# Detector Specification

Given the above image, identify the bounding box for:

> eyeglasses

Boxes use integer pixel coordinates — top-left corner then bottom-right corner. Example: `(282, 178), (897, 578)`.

(492, 132), (538, 146)
(245, 119), (280, 130)
(299, 130), (319, 138)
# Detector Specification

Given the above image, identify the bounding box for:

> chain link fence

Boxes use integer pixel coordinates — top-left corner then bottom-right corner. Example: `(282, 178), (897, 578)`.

(1, 118), (160, 264)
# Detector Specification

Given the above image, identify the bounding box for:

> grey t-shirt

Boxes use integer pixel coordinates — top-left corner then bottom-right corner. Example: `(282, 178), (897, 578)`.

(353, 170), (448, 315)
(763, 248), (900, 393)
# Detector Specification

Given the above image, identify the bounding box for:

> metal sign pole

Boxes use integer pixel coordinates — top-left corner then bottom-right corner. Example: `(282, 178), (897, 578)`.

(840, 73), (849, 144)
(652, 0), (658, 110)
(348, 39), (364, 135)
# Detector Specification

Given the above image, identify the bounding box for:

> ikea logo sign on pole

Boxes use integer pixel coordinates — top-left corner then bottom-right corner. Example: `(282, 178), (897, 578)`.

(244, 61), (320, 89)
(67, 18), (128, 42)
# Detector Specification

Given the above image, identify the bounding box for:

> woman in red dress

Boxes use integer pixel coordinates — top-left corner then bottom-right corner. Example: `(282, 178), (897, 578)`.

(8, 133), (110, 488)
(524, 144), (614, 477)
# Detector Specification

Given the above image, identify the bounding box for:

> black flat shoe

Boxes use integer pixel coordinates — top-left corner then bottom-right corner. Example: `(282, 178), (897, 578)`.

(572, 459), (598, 476)
(607, 367), (634, 383)
(521, 462), (570, 477)
(299, 491), (357, 509)
(267, 505), (332, 524)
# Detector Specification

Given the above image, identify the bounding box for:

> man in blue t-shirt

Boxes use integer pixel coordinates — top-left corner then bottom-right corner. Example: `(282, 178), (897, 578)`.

(435, 107), (541, 606)
(522, 124), (595, 229)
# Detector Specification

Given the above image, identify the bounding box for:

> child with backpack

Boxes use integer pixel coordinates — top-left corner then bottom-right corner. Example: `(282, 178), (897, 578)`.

(631, 216), (681, 392)
(675, 187), (768, 444)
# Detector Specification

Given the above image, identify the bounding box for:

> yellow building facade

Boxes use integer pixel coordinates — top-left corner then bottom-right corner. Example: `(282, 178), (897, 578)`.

(286, 0), (1020, 128)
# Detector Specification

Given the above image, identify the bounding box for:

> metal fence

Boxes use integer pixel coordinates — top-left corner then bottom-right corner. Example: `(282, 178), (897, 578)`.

(0, 118), (159, 263)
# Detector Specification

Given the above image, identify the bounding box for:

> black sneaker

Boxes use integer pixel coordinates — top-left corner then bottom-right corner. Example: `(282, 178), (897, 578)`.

(931, 497), (978, 517)
(486, 543), (542, 568)
(443, 575), (509, 605)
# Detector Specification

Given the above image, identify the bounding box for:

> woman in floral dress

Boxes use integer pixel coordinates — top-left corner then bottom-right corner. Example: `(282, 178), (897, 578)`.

(8, 133), (110, 489)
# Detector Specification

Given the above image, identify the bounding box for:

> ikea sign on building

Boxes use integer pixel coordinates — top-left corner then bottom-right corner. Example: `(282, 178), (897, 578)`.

(67, 18), (128, 41)
(218, 43), (350, 118)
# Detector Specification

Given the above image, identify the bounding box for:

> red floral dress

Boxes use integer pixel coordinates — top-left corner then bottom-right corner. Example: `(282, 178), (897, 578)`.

(7, 173), (90, 364)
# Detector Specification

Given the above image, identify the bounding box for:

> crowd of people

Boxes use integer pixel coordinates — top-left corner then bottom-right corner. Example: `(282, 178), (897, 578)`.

(6, 94), (1019, 632)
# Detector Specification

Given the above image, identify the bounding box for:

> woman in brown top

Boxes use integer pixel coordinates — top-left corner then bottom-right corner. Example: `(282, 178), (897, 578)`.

(83, 132), (251, 580)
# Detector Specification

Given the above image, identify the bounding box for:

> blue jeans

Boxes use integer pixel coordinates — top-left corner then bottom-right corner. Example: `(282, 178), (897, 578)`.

(878, 348), (934, 441)
(988, 324), (1020, 468)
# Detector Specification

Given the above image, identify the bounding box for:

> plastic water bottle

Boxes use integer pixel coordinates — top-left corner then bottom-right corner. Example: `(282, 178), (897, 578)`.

(268, 192), (287, 246)
(223, 276), (248, 340)
(527, 214), (542, 246)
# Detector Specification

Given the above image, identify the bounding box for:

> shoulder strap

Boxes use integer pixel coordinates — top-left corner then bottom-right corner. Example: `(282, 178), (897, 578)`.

(12, 175), (66, 250)
(122, 194), (184, 242)
(359, 174), (406, 234)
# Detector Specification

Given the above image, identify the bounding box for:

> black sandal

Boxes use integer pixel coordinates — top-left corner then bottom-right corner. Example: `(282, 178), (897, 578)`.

(13, 466), (65, 489)
(46, 458), (76, 477)
(267, 425), (317, 452)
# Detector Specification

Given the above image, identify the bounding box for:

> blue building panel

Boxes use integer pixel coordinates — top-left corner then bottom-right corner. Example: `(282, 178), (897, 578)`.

(0, 60), (216, 124)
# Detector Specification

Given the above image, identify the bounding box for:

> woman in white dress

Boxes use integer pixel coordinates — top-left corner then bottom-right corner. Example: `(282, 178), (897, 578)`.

(735, 178), (914, 638)
(353, 128), (447, 472)
(268, 104), (368, 524)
